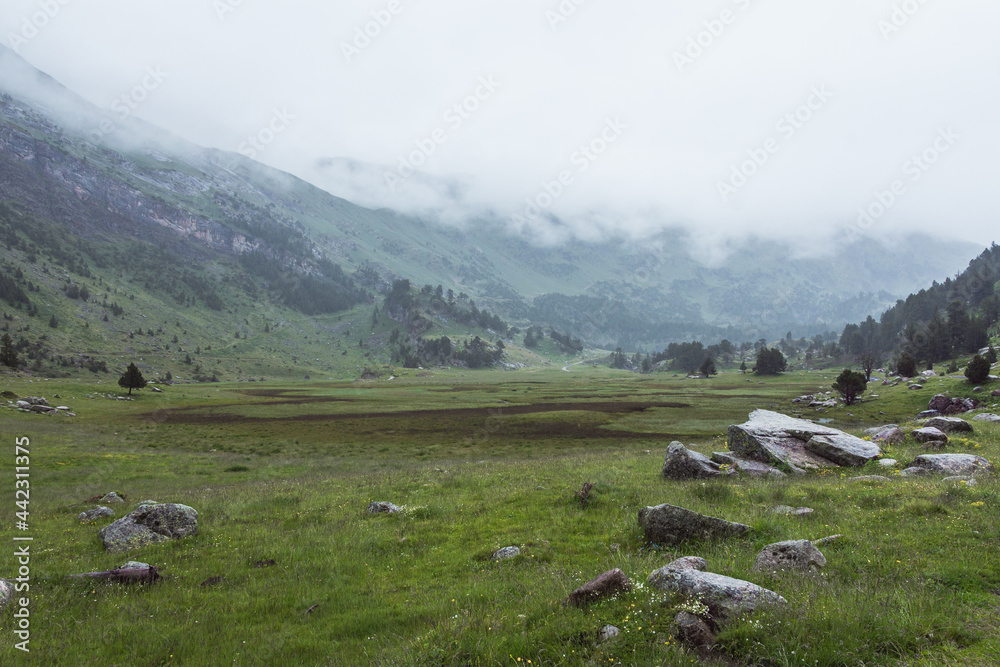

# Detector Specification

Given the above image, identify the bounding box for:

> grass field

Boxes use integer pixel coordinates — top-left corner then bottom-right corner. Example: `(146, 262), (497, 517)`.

(1, 367), (998, 666)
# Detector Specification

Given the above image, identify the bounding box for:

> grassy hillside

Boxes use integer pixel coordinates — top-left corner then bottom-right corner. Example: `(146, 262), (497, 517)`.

(1, 367), (998, 665)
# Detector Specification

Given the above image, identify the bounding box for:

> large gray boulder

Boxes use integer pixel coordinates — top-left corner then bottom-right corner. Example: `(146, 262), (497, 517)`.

(900, 454), (994, 477)
(752, 540), (826, 573)
(648, 566), (786, 622)
(662, 442), (733, 480)
(728, 410), (880, 473)
(928, 394), (977, 415)
(973, 413), (1000, 422)
(638, 503), (749, 546)
(804, 433), (882, 467)
(871, 427), (907, 445)
(711, 452), (787, 477)
(98, 503), (198, 552)
(924, 416), (974, 434)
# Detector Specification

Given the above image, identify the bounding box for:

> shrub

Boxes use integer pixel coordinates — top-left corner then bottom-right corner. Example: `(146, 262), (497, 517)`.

(833, 368), (867, 405)
(896, 352), (917, 378)
(965, 355), (990, 384)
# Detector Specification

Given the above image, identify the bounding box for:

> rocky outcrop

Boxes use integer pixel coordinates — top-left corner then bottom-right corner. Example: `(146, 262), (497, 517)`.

(98, 503), (198, 552)
(727, 410), (881, 473)
(900, 454), (994, 477)
(711, 452), (787, 477)
(928, 394), (977, 415)
(649, 566), (786, 622)
(752, 540), (826, 573)
(567, 569), (632, 607)
(638, 504), (749, 546)
(662, 442), (733, 480)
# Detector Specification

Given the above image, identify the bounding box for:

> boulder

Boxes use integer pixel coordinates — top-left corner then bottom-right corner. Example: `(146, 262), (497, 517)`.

(366, 501), (402, 514)
(567, 568), (632, 607)
(598, 625), (621, 642)
(710, 452), (787, 478)
(664, 556), (708, 571)
(491, 546), (520, 561)
(973, 413), (1000, 423)
(771, 505), (814, 516)
(913, 427), (948, 444)
(864, 425), (897, 436)
(942, 476), (977, 487)
(921, 370), (937, 378)
(993, 390), (1000, 397)
(78, 507), (115, 523)
(917, 410), (939, 418)
(924, 417), (974, 434)
(909, 384), (924, 390)
(648, 567), (786, 622)
(672, 611), (715, 648)
(662, 442), (733, 480)
(902, 454), (995, 477)
(638, 503), (750, 546)
(871, 427), (907, 445)
(928, 394), (977, 415)
(98, 503), (198, 552)
(877, 459), (898, 468)
(727, 410), (845, 473)
(752, 540), (826, 573)
(804, 433), (881, 467)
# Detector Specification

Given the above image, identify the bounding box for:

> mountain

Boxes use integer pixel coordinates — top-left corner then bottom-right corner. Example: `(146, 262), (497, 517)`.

(0, 45), (986, 380)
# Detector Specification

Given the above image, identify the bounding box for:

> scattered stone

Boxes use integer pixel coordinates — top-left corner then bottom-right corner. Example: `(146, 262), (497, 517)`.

(120, 561), (150, 570)
(752, 540), (826, 573)
(491, 546), (520, 561)
(662, 442), (734, 480)
(638, 503), (750, 546)
(902, 454), (995, 477)
(921, 370), (937, 378)
(928, 394), (978, 415)
(598, 625), (621, 642)
(993, 390), (1000, 397)
(99, 503), (198, 552)
(771, 505), (814, 516)
(913, 427), (948, 444)
(366, 501), (402, 514)
(899, 467), (930, 478)
(804, 433), (882, 467)
(812, 534), (844, 546)
(672, 611), (715, 648)
(924, 417), (974, 434)
(973, 387), (983, 393)
(973, 413), (1000, 422)
(910, 384), (924, 390)
(710, 452), (787, 477)
(648, 567), (786, 622)
(0, 579), (12, 609)
(664, 556), (708, 571)
(917, 410), (939, 418)
(100, 492), (126, 504)
(942, 476), (977, 487)
(872, 427), (907, 445)
(849, 475), (891, 482)
(864, 425), (897, 436)
(567, 568), (632, 607)
(877, 459), (898, 468)
(78, 507), (115, 523)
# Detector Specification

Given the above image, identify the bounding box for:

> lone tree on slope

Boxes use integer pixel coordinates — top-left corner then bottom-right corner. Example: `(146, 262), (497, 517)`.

(0, 333), (19, 368)
(118, 362), (148, 396)
(833, 368), (867, 406)
(965, 354), (990, 385)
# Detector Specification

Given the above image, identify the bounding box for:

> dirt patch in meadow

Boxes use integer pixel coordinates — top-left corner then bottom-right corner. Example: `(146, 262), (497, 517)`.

(144, 400), (692, 426)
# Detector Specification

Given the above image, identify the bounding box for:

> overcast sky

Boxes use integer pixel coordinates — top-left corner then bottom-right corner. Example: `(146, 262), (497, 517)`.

(3, 0), (998, 253)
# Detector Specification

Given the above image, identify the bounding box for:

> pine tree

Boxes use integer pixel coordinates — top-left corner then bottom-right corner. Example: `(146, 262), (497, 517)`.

(118, 362), (147, 396)
(896, 352), (917, 378)
(833, 368), (867, 405)
(699, 357), (717, 377)
(0, 333), (19, 368)
(965, 355), (990, 385)
(986, 346), (998, 365)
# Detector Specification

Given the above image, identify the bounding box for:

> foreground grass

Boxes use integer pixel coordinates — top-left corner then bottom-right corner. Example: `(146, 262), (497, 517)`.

(1, 369), (999, 665)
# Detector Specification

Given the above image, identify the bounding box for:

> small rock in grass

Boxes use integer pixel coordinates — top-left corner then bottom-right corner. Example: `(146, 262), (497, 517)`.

(366, 501), (401, 514)
(772, 505), (814, 516)
(913, 427), (948, 444)
(664, 556), (707, 571)
(78, 507), (115, 523)
(877, 459), (898, 468)
(491, 546), (520, 561)
(942, 476), (977, 487)
(0, 579), (13, 609)
(567, 568), (632, 607)
(672, 611), (715, 648)
(598, 625), (620, 642)
(752, 540), (826, 573)
(100, 492), (126, 504)
(99, 503), (198, 552)
(812, 534), (844, 546)
(923, 417), (974, 434)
